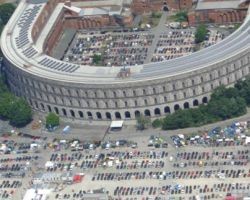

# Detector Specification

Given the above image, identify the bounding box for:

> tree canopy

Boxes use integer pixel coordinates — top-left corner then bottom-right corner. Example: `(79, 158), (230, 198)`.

(0, 76), (32, 127)
(92, 54), (102, 65)
(195, 24), (208, 43)
(8, 98), (32, 127)
(136, 115), (151, 130)
(46, 112), (59, 129)
(174, 11), (188, 22)
(0, 3), (16, 25)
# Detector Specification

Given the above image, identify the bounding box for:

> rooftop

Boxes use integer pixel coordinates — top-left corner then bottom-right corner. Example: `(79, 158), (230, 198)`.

(196, 0), (241, 10)
(0, 0), (249, 85)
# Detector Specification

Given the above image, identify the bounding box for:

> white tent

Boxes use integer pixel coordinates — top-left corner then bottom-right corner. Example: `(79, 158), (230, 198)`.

(23, 188), (52, 200)
(245, 137), (250, 145)
(110, 121), (123, 129)
(178, 134), (184, 139)
(45, 161), (54, 168)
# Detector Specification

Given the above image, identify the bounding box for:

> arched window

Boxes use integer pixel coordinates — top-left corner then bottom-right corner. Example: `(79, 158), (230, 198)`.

(202, 97), (208, 104)
(144, 109), (151, 116)
(115, 112), (121, 119)
(106, 112), (111, 120)
(135, 110), (140, 117)
(78, 111), (84, 118)
(96, 112), (102, 119)
(193, 99), (199, 106)
(47, 105), (52, 112)
(54, 107), (59, 114)
(174, 104), (180, 111)
(70, 110), (75, 118)
(154, 108), (161, 115)
(62, 108), (67, 116)
(87, 112), (93, 119)
(40, 103), (45, 111)
(35, 101), (39, 109)
(164, 106), (170, 113)
(125, 111), (131, 119)
(200, 76), (204, 82)
(184, 102), (189, 109)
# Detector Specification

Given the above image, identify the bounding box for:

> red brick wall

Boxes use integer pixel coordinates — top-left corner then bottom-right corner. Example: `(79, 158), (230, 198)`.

(44, 11), (65, 55)
(131, 0), (193, 14)
(188, 9), (248, 25)
(32, 0), (65, 42)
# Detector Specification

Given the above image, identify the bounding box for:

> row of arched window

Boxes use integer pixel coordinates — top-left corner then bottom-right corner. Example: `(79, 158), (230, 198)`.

(30, 97), (208, 120)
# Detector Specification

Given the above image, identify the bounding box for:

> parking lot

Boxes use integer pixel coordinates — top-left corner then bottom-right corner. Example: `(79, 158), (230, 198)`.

(0, 119), (249, 200)
(63, 26), (224, 67)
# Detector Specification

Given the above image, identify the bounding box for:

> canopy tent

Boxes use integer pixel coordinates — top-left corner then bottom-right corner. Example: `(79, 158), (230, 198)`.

(110, 121), (124, 131)
(245, 137), (250, 145)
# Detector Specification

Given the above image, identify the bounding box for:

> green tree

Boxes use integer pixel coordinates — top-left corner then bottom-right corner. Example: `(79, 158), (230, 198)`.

(195, 24), (207, 43)
(174, 11), (188, 22)
(0, 93), (15, 119)
(235, 78), (250, 105)
(152, 119), (162, 128)
(0, 76), (8, 93)
(8, 98), (32, 127)
(136, 115), (151, 130)
(0, 3), (16, 25)
(46, 112), (59, 129)
(92, 54), (102, 65)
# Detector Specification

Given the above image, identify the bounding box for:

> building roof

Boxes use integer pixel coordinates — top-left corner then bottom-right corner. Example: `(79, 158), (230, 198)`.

(0, 0), (249, 85)
(196, 0), (241, 10)
(23, 188), (52, 200)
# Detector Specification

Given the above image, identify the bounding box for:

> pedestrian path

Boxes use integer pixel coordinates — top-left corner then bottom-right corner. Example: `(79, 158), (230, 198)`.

(145, 11), (168, 63)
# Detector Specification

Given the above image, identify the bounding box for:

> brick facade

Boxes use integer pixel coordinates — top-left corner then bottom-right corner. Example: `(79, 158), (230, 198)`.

(131, 0), (193, 14)
(188, 9), (248, 25)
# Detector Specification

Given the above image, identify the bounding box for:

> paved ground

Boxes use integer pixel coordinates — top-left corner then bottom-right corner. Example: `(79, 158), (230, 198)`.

(1, 108), (250, 144)
(144, 11), (168, 63)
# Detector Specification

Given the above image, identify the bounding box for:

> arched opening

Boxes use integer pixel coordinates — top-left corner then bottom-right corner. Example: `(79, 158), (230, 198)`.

(40, 103), (45, 111)
(125, 111), (131, 119)
(174, 104), (180, 111)
(202, 97), (208, 104)
(78, 111), (84, 118)
(34, 101), (38, 109)
(193, 99), (199, 106)
(87, 112), (93, 119)
(154, 108), (161, 115)
(184, 102), (189, 109)
(115, 112), (121, 119)
(164, 106), (170, 113)
(70, 110), (75, 118)
(47, 105), (52, 112)
(62, 108), (67, 116)
(163, 5), (168, 11)
(96, 112), (102, 119)
(29, 99), (33, 106)
(135, 110), (141, 117)
(54, 107), (59, 115)
(144, 109), (151, 116)
(106, 112), (111, 120)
